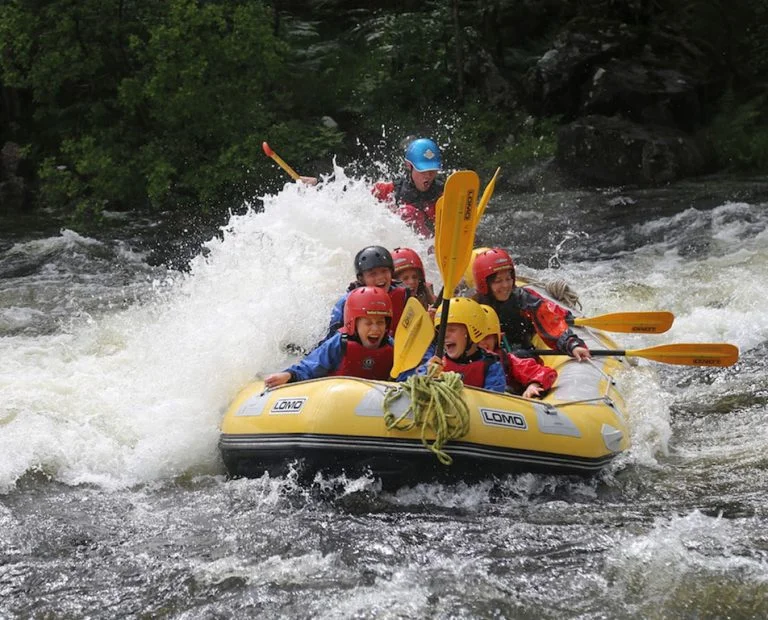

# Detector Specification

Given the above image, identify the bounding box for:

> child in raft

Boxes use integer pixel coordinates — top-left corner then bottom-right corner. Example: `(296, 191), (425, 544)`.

(472, 247), (591, 361)
(478, 305), (558, 398)
(392, 247), (436, 310)
(265, 287), (393, 387)
(325, 245), (410, 339)
(408, 297), (506, 392)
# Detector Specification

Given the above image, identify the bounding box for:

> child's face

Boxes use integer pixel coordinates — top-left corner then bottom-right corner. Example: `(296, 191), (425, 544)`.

(397, 268), (421, 292)
(478, 334), (498, 353)
(444, 323), (474, 359)
(361, 267), (392, 289)
(410, 168), (438, 192)
(489, 269), (515, 302)
(356, 316), (388, 349)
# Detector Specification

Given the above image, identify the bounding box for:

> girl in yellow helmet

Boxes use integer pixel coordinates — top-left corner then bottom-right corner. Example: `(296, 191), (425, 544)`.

(416, 298), (506, 392)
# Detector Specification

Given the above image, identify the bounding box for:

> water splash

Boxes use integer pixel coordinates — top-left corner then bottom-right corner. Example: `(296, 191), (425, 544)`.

(0, 169), (428, 492)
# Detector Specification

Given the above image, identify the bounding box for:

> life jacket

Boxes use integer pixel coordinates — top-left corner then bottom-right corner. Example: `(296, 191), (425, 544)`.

(476, 288), (585, 355)
(393, 176), (444, 228)
(475, 291), (536, 350)
(441, 350), (496, 389)
(330, 336), (393, 380)
(388, 285), (408, 335)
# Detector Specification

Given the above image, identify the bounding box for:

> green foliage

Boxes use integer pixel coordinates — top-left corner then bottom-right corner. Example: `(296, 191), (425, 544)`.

(2, 0), (768, 219)
(448, 102), (558, 176)
(0, 0), (342, 217)
(707, 90), (768, 170)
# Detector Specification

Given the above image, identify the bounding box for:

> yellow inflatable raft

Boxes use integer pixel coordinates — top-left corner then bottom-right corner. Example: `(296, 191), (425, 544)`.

(218, 324), (630, 486)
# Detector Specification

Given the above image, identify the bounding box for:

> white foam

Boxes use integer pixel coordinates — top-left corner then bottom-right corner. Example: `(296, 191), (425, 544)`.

(0, 168), (428, 492)
(606, 510), (768, 605)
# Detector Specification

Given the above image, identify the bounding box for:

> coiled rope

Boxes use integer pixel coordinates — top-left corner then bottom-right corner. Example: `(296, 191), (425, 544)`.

(528, 278), (583, 311)
(383, 365), (470, 465)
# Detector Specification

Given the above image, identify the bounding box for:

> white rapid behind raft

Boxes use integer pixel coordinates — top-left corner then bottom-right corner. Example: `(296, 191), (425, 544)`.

(0, 168), (430, 492)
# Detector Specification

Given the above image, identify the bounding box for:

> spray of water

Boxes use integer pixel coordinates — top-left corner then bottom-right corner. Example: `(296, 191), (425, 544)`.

(0, 167), (429, 492)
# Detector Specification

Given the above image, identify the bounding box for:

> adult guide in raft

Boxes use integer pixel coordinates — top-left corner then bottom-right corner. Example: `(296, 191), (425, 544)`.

(271, 137), (445, 238)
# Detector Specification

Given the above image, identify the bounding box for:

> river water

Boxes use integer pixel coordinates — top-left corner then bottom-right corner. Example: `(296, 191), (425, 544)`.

(1, 171), (768, 618)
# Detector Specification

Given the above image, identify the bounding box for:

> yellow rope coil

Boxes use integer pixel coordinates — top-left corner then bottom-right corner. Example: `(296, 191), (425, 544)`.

(382, 365), (470, 465)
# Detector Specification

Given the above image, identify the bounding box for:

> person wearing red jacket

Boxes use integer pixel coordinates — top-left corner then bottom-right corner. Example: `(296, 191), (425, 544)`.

(392, 247), (436, 310)
(472, 248), (591, 361)
(372, 138), (444, 237)
(478, 305), (558, 398)
(299, 138), (443, 237)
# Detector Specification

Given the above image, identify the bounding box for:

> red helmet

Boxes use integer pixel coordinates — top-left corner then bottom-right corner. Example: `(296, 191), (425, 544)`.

(392, 247), (425, 280)
(472, 248), (515, 296)
(343, 286), (393, 335)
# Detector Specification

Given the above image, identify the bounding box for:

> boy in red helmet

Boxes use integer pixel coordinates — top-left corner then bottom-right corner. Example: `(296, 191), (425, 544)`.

(392, 247), (436, 310)
(478, 305), (558, 398)
(472, 248), (590, 361)
(265, 287), (394, 387)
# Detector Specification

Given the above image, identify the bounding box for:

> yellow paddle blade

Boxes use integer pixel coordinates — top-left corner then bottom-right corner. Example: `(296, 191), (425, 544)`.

(475, 167), (500, 223)
(573, 311), (675, 334)
(390, 297), (435, 378)
(434, 170), (480, 294)
(626, 343), (739, 366)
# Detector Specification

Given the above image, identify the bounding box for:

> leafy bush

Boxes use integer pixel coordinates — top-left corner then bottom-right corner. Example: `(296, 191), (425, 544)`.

(447, 102), (558, 175)
(707, 91), (768, 171)
(1, 0), (343, 217)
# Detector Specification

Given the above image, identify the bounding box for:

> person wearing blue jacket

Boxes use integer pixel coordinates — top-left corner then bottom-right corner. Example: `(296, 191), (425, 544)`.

(326, 246), (409, 340)
(399, 298), (506, 393)
(265, 287), (394, 387)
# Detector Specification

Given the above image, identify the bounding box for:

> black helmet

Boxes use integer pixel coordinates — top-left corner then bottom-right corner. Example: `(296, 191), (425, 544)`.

(354, 246), (394, 278)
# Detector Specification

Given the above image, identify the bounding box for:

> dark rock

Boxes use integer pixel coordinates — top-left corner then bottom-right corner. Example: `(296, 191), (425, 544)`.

(556, 115), (709, 186)
(525, 29), (634, 117)
(470, 48), (518, 109)
(581, 60), (702, 130)
(505, 157), (574, 193)
(1, 142), (22, 176)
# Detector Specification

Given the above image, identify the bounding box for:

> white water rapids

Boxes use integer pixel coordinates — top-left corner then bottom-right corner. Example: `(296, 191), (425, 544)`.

(1, 172), (767, 617)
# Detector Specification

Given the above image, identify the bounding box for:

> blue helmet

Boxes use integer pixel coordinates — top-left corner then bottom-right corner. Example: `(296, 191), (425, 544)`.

(404, 138), (442, 172)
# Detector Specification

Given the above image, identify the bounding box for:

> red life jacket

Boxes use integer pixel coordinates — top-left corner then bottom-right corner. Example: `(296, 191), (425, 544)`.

(442, 352), (493, 389)
(373, 177), (443, 237)
(388, 286), (408, 335)
(330, 337), (393, 380)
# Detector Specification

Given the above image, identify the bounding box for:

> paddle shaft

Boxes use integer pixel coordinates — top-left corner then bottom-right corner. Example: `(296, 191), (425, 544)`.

(262, 142), (300, 180)
(434, 286), (444, 308)
(433, 298), (451, 358)
(529, 343), (739, 367)
(533, 349), (630, 356)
